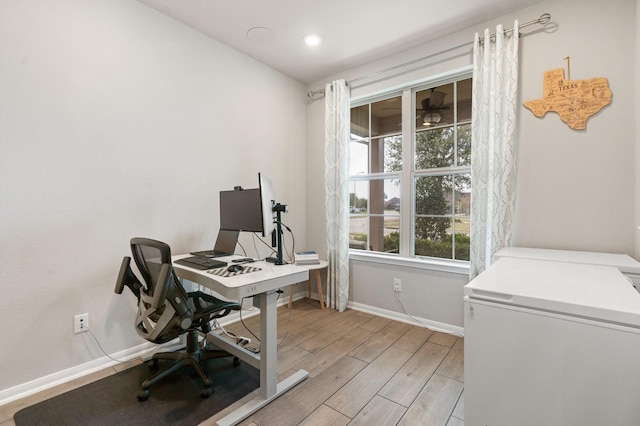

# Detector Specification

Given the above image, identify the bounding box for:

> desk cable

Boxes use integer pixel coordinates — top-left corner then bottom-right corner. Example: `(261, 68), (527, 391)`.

(235, 291), (294, 351)
(210, 319), (252, 347)
(83, 325), (131, 364)
(236, 240), (248, 257)
(251, 221), (296, 264)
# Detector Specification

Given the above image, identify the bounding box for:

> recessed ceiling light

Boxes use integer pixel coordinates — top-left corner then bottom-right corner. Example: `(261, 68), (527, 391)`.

(303, 34), (322, 46)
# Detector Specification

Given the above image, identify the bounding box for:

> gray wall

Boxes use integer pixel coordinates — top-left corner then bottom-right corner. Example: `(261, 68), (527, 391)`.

(0, 0), (307, 395)
(305, 0), (638, 330)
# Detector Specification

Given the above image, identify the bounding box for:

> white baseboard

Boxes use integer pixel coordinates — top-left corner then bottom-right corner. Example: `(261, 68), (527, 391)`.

(347, 301), (464, 337)
(288, 288), (464, 337)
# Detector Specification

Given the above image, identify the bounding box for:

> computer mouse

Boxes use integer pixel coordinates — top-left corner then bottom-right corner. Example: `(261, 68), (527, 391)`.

(227, 264), (243, 273)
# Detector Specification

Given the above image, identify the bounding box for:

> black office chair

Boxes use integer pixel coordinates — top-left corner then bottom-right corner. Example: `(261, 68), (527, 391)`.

(115, 237), (242, 401)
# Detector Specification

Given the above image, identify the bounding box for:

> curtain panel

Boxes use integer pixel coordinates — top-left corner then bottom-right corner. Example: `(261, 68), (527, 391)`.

(470, 22), (520, 279)
(324, 79), (350, 311)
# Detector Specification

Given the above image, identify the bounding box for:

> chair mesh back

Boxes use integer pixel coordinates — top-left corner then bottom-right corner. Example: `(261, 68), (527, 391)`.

(131, 238), (171, 296)
(129, 238), (191, 343)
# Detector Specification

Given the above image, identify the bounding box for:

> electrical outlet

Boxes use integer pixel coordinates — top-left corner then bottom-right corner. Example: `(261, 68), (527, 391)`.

(393, 278), (402, 293)
(74, 313), (89, 334)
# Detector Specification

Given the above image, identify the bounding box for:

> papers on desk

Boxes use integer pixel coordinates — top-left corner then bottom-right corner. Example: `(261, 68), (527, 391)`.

(207, 266), (262, 277)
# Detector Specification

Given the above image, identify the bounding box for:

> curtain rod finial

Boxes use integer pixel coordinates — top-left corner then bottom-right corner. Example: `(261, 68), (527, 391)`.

(539, 13), (551, 25)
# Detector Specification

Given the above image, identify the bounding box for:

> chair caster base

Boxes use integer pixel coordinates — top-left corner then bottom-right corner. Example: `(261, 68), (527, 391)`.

(233, 357), (241, 367)
(137, 389), (150, 401)
(200, 387), (213, 398)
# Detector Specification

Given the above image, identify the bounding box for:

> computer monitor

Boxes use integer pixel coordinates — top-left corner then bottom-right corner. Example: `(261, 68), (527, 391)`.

(258, 173), (276, 238)
(219, 173), (285, 264)
(219, 188), (263, 233)
(258, 172), (288, 265)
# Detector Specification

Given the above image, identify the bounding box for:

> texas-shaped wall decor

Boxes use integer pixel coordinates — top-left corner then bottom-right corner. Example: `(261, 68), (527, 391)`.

(523, 68), (612, 130)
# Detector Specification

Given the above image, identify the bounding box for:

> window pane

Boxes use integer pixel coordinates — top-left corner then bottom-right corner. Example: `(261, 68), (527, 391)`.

(415, 175), (453, 216)
(454, 173), (471, 215)
(350, 139), (369, 175)
(369, 135), (402, 173)
(371, 96), (401, 136)
(457, 123), (471, 167)
(457, 78), (472, 123)
(349, 215), (368, 250)
(349, 178), (401, 254)
(415, 217), (454, 259)
(415, 126), (455, 169)
(453, 224), (471, 261)
(350, 180), (368, 213)
(416, 83), (453, 130)
(414, 173), (470, 260)
(351, 104), (369, 138)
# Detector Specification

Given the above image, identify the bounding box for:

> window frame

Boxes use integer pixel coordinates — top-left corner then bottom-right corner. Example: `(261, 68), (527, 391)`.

(348, 66), (473, 272)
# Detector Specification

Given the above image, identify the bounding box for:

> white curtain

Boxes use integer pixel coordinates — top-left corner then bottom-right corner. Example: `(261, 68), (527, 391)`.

(470, 22), (520, 279)
(324, 79), (350, 311)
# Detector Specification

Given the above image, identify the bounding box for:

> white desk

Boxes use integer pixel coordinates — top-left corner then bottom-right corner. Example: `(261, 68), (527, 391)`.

(172, 254), (309, 426)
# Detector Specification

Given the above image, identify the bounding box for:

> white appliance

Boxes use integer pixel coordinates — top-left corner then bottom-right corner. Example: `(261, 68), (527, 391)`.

(464, 256), (640, 426)
(494, 246), (640, 291)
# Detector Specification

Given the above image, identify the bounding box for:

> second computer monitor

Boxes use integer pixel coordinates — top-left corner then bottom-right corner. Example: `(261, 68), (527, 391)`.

(219, 188), (263, 233)
(258, 172), (276, 238)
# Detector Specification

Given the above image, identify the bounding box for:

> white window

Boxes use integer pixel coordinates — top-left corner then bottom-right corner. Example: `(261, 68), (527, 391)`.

(349, 72), (472, 262)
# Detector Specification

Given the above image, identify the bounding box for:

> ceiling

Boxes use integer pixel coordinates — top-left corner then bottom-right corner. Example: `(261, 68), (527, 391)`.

(139, 0), (542, 84)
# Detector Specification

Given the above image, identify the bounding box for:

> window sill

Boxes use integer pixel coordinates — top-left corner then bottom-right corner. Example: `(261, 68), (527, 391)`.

(349, 250), (470, 275)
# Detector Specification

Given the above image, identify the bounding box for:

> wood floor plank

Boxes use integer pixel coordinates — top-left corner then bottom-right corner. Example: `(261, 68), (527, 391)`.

(288, 346), (348, 378)
(297, 313), (368, 354)
(304, 309), (362, 333)
(277, 346), (313, 375)
(349, 320), (411, 363)
(326, 347), (412, 418)
(379, 341), (451, 407)
(245, 355), (367, 426)
(288, 327), (374, 378)
(324, 327), (373, 356)
(277, 313), (316, 336)
(446, 416), (464, 426)
(298, 404), (350, 426)
(348, 395), (407, 426)
(436, 338), (464, 382)
(359, 315), (392, 333)
(297, 305), (335, 324)
(399, 373), (464, 426)
(452, 390), (464, 420)
(276, 325), (319, 352)
(429, 332), (459, 348)
(393, 325), (434, 353)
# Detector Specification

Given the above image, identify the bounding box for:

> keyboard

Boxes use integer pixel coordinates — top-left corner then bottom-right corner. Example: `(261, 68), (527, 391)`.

(175, 257), (227, 270)
(189, 250), (229, 258)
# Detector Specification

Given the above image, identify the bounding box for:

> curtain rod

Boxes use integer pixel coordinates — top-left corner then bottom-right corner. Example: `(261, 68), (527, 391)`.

(307, 13), (551, 99)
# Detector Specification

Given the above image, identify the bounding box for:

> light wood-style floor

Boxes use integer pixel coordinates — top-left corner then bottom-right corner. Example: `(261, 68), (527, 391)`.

(0, 298), (464, 426)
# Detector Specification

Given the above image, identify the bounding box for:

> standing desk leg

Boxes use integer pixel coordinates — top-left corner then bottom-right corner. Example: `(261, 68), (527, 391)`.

(216, 291), (308, 426)
(259, 291), (278, 398)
